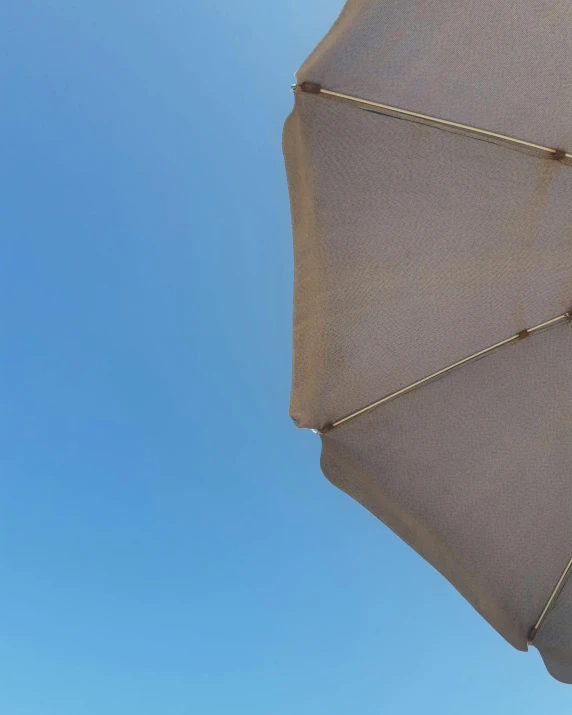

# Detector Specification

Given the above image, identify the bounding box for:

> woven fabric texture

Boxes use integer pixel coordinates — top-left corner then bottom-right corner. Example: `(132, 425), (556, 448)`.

(284, 0), (572, 682)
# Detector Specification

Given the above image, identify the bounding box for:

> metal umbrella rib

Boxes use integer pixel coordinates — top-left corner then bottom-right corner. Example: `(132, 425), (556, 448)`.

(296, 82), (572, 162)
(320, 312), (572, 433)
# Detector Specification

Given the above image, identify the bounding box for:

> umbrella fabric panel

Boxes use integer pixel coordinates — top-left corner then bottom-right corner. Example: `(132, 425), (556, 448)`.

(284, 94), (572, 430)
(284, 0), (572, 682)
(297, 0), (572, 151)
(320, 321), (572, 676)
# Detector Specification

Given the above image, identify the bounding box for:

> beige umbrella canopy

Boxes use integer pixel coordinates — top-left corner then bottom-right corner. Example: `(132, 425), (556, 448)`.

(283, 0), (572, 682)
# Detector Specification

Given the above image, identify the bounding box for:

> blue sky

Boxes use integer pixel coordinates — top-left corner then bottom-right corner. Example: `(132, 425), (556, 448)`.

(1, 1), (571, 713)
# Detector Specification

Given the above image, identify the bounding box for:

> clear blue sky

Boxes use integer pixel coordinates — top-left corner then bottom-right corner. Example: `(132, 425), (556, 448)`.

(1, 1), (570, 713)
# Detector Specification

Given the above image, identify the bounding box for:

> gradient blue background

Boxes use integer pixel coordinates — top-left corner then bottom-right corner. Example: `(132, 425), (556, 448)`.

(1, 1), (570, 713)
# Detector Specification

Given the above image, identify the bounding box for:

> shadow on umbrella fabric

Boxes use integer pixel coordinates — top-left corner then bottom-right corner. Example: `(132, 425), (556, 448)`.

(283, 0), (572, 684)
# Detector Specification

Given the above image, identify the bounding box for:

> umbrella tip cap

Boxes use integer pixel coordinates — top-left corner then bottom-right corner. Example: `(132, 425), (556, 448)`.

(299, 82), (322, 94)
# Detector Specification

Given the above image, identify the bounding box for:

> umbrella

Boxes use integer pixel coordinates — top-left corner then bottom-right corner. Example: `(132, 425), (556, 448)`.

(283, 0), (572, 682)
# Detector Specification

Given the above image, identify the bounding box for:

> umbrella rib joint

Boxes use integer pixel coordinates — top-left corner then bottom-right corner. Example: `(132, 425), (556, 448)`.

(317, 311), (572, 435)
(293, 82), (572, 162)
